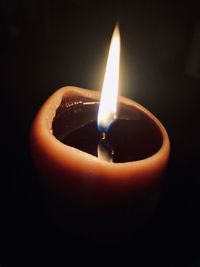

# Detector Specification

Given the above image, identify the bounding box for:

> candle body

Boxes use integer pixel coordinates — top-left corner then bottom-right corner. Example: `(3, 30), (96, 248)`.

(30, 86), (170, 239)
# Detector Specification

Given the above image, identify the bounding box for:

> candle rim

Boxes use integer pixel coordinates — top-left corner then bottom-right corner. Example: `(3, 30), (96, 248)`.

(31, 86), (170, 183)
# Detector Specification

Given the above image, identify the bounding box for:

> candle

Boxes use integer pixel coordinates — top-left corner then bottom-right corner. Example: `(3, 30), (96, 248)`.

(30, 25), (170, 238)
(31, 85), (169, 191)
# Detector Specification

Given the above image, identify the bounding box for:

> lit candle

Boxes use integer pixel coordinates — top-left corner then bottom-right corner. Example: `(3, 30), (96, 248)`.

(30, 25), (170, 237)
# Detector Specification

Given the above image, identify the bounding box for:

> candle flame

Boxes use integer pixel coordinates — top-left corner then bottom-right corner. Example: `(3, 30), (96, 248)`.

(97, 25), (120, 132)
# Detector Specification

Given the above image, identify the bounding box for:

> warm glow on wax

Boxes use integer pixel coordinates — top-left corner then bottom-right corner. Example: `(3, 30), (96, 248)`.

(97, 25), (120, 132)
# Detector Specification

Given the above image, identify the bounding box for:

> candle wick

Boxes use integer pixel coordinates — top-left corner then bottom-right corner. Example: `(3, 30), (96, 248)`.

(97, 133), (114, 162)
(101, 131), (107, 140)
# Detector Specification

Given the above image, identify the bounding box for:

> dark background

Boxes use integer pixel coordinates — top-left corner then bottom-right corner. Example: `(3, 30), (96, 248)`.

(1, 0), (200, 266)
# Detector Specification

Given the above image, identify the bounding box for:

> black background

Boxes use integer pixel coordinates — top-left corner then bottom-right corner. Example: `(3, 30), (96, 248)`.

(1, 0), (200, 266)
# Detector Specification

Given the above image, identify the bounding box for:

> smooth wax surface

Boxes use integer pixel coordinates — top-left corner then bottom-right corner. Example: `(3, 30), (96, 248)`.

(53, 96), (163, 163)
(30, 86), (170, 195)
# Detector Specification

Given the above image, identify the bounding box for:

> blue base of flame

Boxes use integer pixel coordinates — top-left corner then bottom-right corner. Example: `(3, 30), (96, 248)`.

(97, 120), (114, 134)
